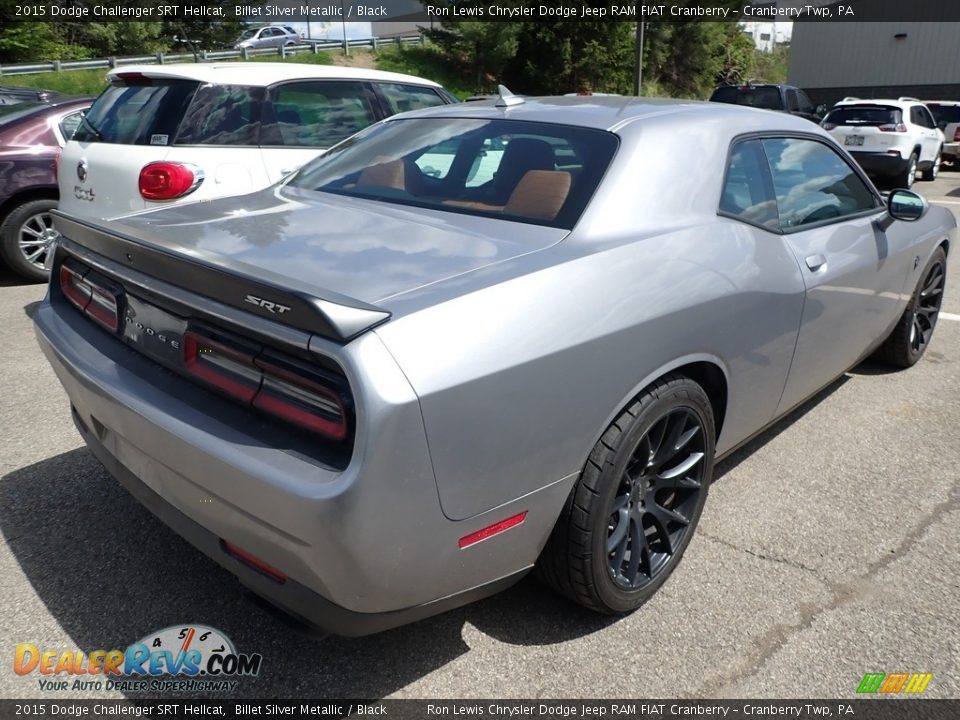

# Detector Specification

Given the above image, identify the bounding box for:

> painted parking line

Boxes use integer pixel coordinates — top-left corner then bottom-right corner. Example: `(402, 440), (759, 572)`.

(941, 312), (960, 322)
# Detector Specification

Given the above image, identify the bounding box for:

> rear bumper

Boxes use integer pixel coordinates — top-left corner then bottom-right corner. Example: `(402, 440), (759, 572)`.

(848, 151), (910, 177)
(33, 296), (562, 633)
(76, 416), (527, 636)
(943, 142), (959, 159)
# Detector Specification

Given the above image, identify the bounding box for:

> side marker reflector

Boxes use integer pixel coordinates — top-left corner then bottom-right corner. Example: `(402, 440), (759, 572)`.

(458, 512), (528, 549)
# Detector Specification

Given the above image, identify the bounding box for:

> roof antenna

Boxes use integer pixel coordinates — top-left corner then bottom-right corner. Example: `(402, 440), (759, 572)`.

(495, 85), (524, 108)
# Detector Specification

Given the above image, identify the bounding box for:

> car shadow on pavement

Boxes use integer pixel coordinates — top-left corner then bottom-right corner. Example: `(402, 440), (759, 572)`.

(0, 447), (613, 700)
(712, 374), (850, 483)
(0, 266), (42, 288)
(23, 300), (40, 319)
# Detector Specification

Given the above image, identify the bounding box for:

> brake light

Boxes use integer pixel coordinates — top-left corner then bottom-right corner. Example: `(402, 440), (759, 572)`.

(183, 330), (261, 403)
(879, 123), (908, 132)
(954, 127), (960, 142)
(182, 328), (349, 442)
(139, 162), (203, 201)
(821, 122), (836, 131)
(59, 264), (92, 311)
(253, 356), (348, 441)
(59, 263), (120, 332)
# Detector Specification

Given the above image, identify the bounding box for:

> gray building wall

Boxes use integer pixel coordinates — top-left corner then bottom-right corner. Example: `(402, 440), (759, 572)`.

(788, 22), (960, 107)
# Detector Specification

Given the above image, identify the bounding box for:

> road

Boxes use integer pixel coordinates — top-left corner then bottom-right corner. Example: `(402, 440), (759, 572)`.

(1, 174), (958, 700)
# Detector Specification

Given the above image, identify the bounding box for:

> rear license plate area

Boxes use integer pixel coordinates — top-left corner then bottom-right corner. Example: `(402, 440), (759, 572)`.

(122, 294), (188, 368)
(845, 135), (865, 146)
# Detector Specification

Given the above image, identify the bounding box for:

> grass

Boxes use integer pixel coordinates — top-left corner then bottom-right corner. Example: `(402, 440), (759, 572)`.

(0, 50), (335, 97)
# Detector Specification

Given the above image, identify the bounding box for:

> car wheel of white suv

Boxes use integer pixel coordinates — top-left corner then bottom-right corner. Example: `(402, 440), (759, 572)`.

(921, 147), (941, 181)
(897, 152), (918, 189)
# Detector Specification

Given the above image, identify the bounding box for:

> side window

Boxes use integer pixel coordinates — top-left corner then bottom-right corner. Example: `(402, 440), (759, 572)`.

(415, 138), (460, 179)
(59, 112), (83, 141)
(377, 83), (447, 116)
(921, 107), (936, 129)
(262, 81), (378, 148)
(786, 90), (799, 112)
(761, 137), (878, 229)
(909, 107), (921, 127)
(719, 140), (779, 230)
(174, 84), (262, 146)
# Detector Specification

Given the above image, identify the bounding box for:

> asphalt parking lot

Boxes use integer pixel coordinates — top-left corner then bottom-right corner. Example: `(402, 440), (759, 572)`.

(1, 173), (959, 701)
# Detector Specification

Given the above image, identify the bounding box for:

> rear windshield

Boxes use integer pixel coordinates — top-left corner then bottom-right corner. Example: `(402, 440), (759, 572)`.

(0, 102), (43, 125)
(927, 103), (960, 125)
(710, 86), (783, 110)
(824, 105), (902, 126)
(74, 79), (199, 145)
(288, 118), (619, 230)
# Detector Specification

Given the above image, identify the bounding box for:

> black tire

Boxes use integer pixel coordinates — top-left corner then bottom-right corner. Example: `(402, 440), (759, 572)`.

(0, 197), (58, 282)
(537, 374), (715, 614)
(895, 152), (918, 189)
(874, 246), (947, 368)
(920, 147), (941, 182)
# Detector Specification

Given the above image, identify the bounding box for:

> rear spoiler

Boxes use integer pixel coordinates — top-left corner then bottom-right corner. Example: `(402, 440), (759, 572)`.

(51, 212), (390, 342)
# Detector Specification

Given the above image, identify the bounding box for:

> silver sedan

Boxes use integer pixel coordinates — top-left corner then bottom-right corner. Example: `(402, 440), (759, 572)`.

(34, 95), (954, 635)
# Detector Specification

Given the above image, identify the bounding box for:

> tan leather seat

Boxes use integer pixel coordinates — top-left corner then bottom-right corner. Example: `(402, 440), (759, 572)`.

(356, 159), (406, 190)
(504, 170), (571, 221)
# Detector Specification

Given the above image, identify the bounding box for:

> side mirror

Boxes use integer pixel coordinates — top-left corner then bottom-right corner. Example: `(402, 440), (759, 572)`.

(938, 120), (948, 130)
(887, 189), (927, 222)
(815, 104), (827, 116)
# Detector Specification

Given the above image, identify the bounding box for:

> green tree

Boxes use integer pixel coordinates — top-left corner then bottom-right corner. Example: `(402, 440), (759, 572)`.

(426, 21), (519, 91)
(505, 20), (634, 94)
(642, 22), (756, 98)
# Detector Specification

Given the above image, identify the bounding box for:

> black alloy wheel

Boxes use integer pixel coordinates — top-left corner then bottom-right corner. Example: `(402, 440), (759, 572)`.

(875, 246), (947, 368)
(910, 256), (946, 355)
(537, 374), (715, 614)
(606, 408), (707, 590)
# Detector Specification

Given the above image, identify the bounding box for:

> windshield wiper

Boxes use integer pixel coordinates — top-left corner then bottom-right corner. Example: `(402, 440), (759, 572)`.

(79, 113), (103, 140)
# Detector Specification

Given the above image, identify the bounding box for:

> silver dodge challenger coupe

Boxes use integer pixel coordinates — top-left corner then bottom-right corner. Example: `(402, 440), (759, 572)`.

(35, 95), (953, 635)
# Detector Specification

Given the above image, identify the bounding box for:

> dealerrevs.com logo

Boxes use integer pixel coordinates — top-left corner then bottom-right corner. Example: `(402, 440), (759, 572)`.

(14, 625), (262, 693)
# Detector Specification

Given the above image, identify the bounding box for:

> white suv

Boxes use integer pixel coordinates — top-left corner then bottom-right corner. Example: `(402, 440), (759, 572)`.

(59, 63), (455, 221)
(821, 97), (944, 188)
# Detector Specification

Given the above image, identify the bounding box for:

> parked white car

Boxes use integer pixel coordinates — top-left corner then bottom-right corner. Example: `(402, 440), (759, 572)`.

(58, 63), (456, 221)
(926, 101), (960, 166)
(234, 25), (301, 50)
(821, 97), (944, 188)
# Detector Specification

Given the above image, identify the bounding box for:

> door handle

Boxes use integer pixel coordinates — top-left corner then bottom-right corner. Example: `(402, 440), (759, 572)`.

(805, 254), (827, 272)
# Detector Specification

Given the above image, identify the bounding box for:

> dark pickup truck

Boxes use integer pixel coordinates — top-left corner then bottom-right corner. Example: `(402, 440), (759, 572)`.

(709, 83), (825, 123)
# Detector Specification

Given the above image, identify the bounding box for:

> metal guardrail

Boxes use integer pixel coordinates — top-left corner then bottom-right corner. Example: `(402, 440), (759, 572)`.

(0, 35), (424, 76)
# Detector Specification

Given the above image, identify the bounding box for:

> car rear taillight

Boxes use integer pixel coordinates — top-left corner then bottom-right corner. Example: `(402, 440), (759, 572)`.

(954, 127), (960, 142)
(139, 162), (204, 201)
(59, 263), (121, 332)
(253, 356), (348, 441)
(821, 122), (836, 131)
(183, 327), (349, 442)
(183, 330), (261, 403)
(879, 123), (908, 132)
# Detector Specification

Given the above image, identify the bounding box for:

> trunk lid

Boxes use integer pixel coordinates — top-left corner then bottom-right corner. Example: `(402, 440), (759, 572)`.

(108, 186), (567, 306)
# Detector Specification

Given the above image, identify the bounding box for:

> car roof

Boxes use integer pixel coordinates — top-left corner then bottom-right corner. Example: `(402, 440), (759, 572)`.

(832, 98), (924, 109)
(387, 95), (820, 134)
(105, 63), (443, 88)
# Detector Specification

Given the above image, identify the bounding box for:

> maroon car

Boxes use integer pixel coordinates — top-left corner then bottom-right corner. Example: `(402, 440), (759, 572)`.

(0, 97), (90, 281)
